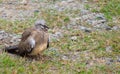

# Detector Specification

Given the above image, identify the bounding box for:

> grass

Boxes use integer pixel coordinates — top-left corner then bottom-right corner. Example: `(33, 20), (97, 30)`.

(0, 0), (120, 74)
(0, 19), (35, 34)
(99, 0), (120, 20)
(91, 0), (120, 21)
(0, 8), (70, 33)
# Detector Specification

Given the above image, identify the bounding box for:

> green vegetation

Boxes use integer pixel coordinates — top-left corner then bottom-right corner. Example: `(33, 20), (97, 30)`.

(85, 4), (90, 10)
(0, 19), (34, 33)
(91, 0), (120, 20)
(100, 0), (120, 20)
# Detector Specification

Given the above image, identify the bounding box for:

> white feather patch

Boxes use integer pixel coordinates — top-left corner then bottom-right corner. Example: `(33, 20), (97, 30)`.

(28, 37), (35, 48)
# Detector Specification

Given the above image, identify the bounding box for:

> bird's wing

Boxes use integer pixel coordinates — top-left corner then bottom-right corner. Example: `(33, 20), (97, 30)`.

(21, 28), (31, 41)
(19, 28), (36, 55)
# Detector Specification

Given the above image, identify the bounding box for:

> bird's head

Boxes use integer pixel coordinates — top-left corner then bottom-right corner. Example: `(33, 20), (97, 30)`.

(35, 19), (49, 31)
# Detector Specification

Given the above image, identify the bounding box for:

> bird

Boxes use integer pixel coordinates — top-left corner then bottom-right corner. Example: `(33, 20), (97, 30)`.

(4, 20), (49, 56)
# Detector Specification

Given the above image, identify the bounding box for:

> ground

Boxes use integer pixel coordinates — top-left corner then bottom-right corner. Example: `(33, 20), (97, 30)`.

(0, 0), (120, 74)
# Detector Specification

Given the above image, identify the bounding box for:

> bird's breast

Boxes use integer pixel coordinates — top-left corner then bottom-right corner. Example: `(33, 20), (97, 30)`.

(29, 43), (47, 55)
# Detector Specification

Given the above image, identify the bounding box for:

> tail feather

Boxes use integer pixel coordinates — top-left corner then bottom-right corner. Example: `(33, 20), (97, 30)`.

(4, 45), (19, 54)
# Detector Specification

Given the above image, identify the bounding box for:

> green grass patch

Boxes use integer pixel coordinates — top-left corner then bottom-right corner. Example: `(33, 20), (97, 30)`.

(99, 0), (120, 20)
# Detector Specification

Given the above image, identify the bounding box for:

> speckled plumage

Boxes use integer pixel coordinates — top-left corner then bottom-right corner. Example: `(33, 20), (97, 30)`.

(5, 20), (49, 56)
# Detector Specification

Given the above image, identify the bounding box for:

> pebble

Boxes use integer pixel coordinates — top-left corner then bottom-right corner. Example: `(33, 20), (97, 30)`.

(106, 58), (114, 65)
(49, 32), (63, 42)
(61, 55), (69, 61)
(96, 13), (105, 20)
(80, 9), (89, 15)
(34, 9), (39, 13)
(71, 36), (77, 41)
(117, 56), (120, 62)
(106, 46), (112, 52)
(105, 26), (112, 30)
(80, 13), (108, 29)
(112, 26), (119, 30)
(79, 26), (92, 33)
(67, 0), (74, 3)
(0, 30), (20, 45)
(55, 32), (63, 38)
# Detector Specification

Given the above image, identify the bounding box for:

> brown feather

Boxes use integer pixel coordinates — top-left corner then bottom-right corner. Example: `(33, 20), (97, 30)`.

(4, 20), (49, 56)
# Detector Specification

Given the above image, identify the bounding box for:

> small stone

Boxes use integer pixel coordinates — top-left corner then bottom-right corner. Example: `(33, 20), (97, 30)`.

(112, 26), (119, 30)
(80, 13), (108, 29)
(21, 0), (28, 5)
(117, 56), (120, 62)
(96, 14), (105, 20)
(35, 19), (46, 26)
(105, 26), (112, 30)
(61, 54), (69, 61)
(106, 58), (113, 65)
(79, 26), (86, 30)
(85, 28), (92, 33)
(49, 32), (63, 42)
(79, 26), (91, 33)
(71, 36), (77, 41)
(71, 54), (79, 61)
(49, 34), (56, 42)
(2, 13), (7, 18)
(106, 46), (112, 52)
(66, 24), (72, 29)
(55, 32), (63, 38)
(81, 10), (89, 15)
(10, 36), (20, 44)
(8, 2), (13, 4)
(34, 10), (39, 13)
(0, 30), (5, 33)
(67, 0), (74, 3)
(83, 0), (88, 3)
